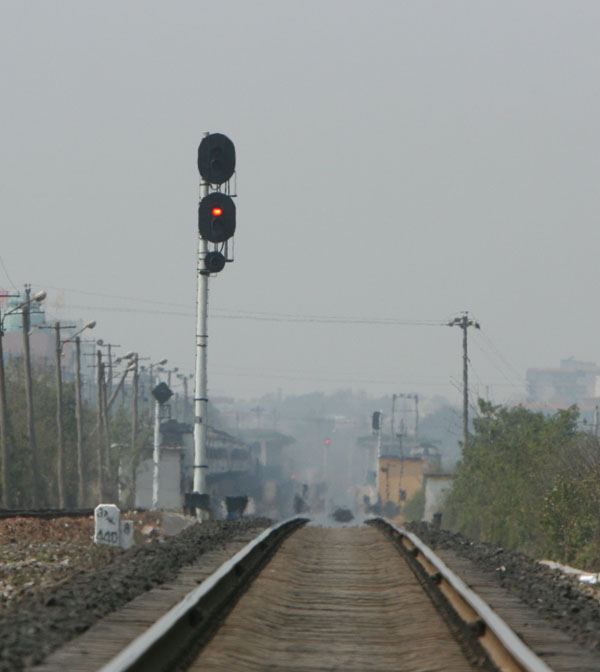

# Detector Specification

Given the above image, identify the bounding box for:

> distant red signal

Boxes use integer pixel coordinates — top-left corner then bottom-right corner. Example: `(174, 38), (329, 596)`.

(324, 439), (331, 445)
(212, 207), (223, 216)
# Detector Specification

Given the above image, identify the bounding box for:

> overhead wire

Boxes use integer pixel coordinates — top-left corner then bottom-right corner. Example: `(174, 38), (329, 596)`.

(0, 257), (19, 292)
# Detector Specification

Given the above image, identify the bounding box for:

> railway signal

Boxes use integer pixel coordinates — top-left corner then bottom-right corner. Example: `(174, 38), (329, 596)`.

(204, 251), (227, 273)
(198, 192), (236, 243)
(197, 132), (236, 185)
(193, 132), (238, 520)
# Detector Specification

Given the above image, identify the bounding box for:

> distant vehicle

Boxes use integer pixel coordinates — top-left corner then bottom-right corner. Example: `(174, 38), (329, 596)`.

(331, 507), (354, 523)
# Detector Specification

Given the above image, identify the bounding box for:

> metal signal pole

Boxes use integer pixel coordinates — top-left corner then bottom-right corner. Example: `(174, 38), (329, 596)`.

(193, 167), (210, 519)
(448, 313), (480, 451)
(193, 131), (237, 519)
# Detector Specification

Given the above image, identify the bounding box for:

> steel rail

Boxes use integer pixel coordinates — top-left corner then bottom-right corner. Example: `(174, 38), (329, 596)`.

(99, 516), (308, 672)
(370, 517), (554, 672)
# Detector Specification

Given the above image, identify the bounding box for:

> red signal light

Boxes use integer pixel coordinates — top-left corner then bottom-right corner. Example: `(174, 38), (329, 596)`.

(212, 207), (223, 216)
(324, 439), (331, 445)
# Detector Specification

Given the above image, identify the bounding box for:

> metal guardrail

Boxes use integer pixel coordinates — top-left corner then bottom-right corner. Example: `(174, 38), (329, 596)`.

(369, 517), (554, 672)
(99, 516), (309, 672)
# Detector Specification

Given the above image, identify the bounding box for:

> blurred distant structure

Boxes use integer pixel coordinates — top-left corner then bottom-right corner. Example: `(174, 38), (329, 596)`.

(526, 358), (600, 410)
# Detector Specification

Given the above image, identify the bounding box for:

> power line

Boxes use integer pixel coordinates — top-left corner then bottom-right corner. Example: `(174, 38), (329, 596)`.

(63, 303), (447, 326)
(0, 257), (19, 292)
(475, 329), (524, 383)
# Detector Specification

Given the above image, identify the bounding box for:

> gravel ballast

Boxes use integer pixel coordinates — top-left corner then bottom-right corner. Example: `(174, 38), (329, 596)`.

(0, 515), (271, 672)
(3, 516), (599, 671)
(406, 521), (600, 655)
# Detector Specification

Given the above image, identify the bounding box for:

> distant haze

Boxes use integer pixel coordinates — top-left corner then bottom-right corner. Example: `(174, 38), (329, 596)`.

(1, 1), (599, 406)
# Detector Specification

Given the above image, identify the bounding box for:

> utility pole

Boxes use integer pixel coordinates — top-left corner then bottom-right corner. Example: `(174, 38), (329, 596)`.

(101, 362), (112, 497)
(43, 320), (95, 507)
(372, 411), (383, 505)
(54, 322), (74, 507)
(414, 394), (419, 442)
(0, 313), (9, 509)
(448, 313), (480, 451)
(97, 340), (119, 400)
(129, 353), (138, 506)
(74, 337), (85, 506)
(96, 350), (105, 501)
(0, 293), (20, 508)
(22, 285), (39, 507)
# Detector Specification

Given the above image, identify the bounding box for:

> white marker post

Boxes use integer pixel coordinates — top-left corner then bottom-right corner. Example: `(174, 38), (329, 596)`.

(94, 504), (135, 550)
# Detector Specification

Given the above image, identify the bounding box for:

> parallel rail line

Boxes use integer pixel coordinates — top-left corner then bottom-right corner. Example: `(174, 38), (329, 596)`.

(61, 516), (557, 672)
(99, 516), (308, 672)
(369, 517), (553, 672)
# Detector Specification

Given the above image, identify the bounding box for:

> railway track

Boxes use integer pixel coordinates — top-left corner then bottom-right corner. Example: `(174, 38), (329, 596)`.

(31, 517), (598, 672)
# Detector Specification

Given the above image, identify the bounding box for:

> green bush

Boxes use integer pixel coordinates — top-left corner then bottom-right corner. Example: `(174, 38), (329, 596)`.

(443, 400), (600, 568)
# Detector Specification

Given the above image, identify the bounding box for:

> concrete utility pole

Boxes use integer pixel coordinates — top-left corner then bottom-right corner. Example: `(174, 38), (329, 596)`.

(97, 340), (119, 400)
(102, 363), (112, 495)
(96, 350), (106, 501)
(0, 293), (20, 508)
(130, 353), (138, 465)
(152, 397), (161, 509)
(448, 313), (480, 451)
(74, 337), (84, 506)
(54, 322), (75, 507)
(372, 411), (383, 503)
(22, 286), (39, 507)
(0, 314), (9, 509)
(42, 320), (95, 507)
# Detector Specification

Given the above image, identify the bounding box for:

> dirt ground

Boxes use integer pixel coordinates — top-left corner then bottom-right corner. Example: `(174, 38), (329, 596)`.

(0, 511), (168, 609)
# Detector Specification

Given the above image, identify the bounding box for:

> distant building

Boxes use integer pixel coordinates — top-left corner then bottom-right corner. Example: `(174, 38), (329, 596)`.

(423, 473), (454, 523)
(0, 291), (95, 378)
(135, 421), (262, 511)
(526, 358), (600, 409)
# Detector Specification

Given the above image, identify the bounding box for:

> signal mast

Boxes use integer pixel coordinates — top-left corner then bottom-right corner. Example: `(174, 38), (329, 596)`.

(192, 132), (237, 518)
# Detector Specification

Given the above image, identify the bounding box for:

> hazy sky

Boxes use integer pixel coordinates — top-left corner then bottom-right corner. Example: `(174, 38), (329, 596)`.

(2, 1), (599, 405)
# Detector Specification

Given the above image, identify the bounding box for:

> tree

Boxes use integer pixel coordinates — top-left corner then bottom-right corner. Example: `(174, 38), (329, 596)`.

(442, 399), (600, 565)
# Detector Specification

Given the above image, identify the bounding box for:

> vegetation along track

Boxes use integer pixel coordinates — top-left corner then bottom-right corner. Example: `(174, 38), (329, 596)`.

(28, 516), (599, 672)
